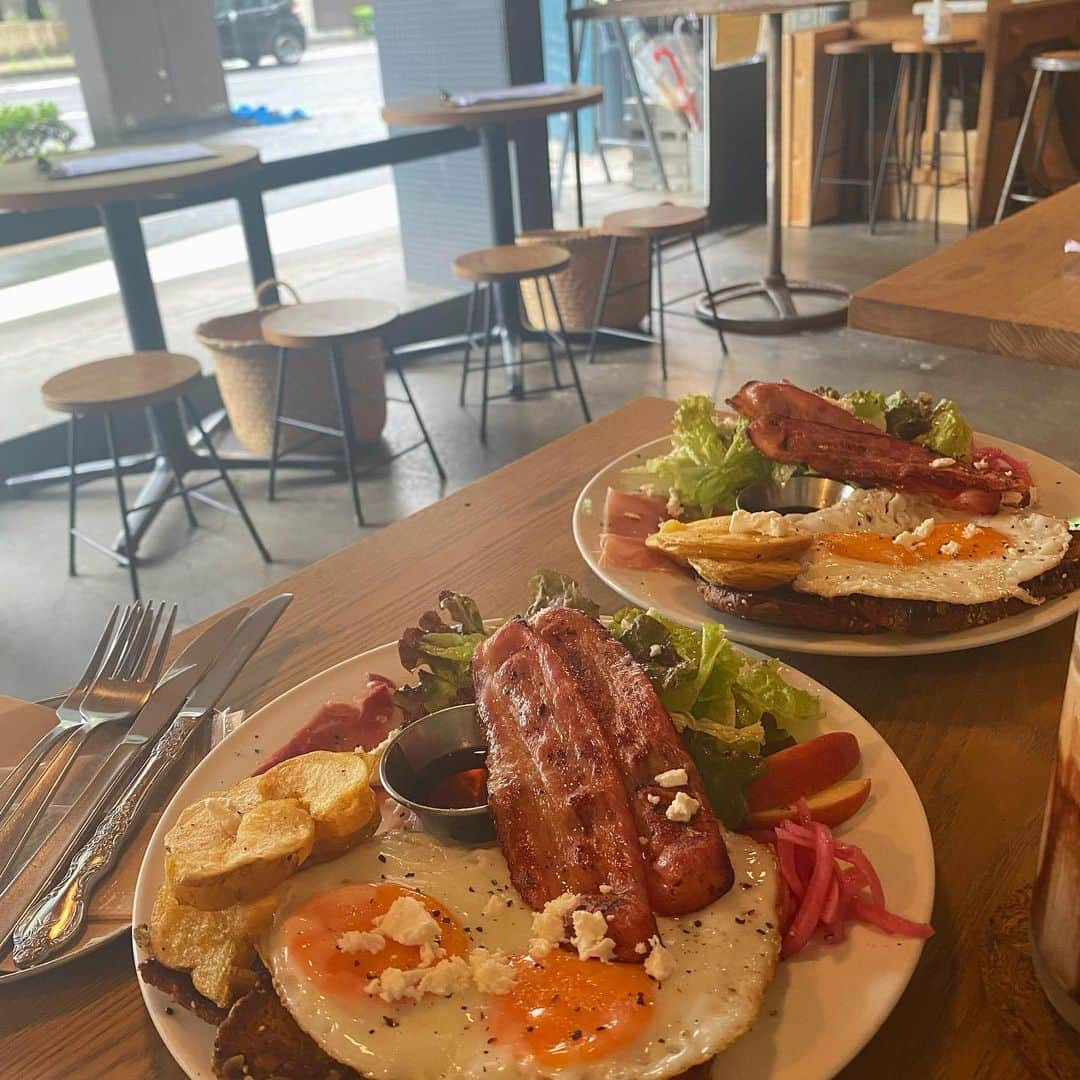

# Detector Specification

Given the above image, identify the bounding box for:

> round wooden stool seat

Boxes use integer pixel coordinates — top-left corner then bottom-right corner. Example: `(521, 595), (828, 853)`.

(452, 243), (571, 283)
(824, 38), (887, 55)
(600, 203), (707, 239)
(1033, 48), (1080, 72)
(892, 37), (978, 54)
(260, 299), (398, 350)
(41, 352), (201, 416)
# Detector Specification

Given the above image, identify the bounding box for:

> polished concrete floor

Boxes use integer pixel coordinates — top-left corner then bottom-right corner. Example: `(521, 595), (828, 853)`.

(4, 218), (1079, 701)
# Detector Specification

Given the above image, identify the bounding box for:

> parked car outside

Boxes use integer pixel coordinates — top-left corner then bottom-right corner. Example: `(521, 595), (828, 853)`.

(214, 0), (307, 68)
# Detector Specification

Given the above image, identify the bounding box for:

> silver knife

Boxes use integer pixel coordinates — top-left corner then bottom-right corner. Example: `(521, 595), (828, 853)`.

(11, 594), (293, 967)
(0, 606), (250, 952)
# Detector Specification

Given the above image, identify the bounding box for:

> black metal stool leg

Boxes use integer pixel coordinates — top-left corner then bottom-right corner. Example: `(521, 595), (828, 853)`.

(871, 54), (907, 233)
(587, 236), (618, 365)
(458, 284), (479, 407)
(690, 234), (727, 356)
(479, 285), (494, 445)
(103, 414), (140, 602)
(654, 238), (667, 381)
(811, 53), (841, 221)
(957, 52), (972, 230)
(67, 414), (78, 577)
(394, 357), (446, 481)
(535, 278), (562, 388)
(932, 55), (945, 243)
(268, 346), (288, 500)
(546, 274), (591, 425)
(329, 344), (364, 527)
(182, 395), (271, 562)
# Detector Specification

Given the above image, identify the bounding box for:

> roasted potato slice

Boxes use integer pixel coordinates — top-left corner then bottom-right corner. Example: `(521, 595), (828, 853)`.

(149, 883), (278, 1008)
(689, 556), (802, 591)
(647, 518), (811, 561)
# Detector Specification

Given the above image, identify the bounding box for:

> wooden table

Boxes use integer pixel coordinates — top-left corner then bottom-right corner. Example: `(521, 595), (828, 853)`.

(0, 396), (1071, 1078)
(849, 182), (1080, 367)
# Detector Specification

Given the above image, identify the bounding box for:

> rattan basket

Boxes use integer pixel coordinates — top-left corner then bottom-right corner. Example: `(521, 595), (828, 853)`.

(196, 280), (386, 455)
(517, 228), (649, 332)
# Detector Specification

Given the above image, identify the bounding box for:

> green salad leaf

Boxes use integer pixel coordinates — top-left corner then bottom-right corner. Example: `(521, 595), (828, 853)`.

(883, 390), (934, 439)
(918, 399), (974, 461)
(523, 569), (600, 620)
(841, 390), (888, 431)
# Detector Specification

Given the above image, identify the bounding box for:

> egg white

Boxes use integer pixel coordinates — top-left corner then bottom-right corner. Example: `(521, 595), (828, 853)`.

(261, 830), (779, 1080)
(784, 490), (1071, 604)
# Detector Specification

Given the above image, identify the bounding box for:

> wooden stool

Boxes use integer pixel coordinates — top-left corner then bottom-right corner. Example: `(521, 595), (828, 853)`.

(452, 243), (590, 445)
(995, 49), (1080, 222)
(874, 38), (980, 242)
(41, 352), (270, 600)
(586, 203), (726, 380)
(260, 299), (444, 526)
(811, 39), (895, 233)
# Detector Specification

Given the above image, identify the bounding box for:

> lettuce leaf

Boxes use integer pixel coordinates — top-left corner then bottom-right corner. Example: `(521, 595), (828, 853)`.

(918, 399), (974, 461)
(523, 569), (600, 620)
(841, 390), (887, 431)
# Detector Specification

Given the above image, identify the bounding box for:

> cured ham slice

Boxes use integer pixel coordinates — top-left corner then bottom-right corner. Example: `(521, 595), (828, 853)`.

(729, 380), (878, 435)
(532, 607), (734, 915)
(602, 488), (669, 540)
(599, 533), (681, 573)
(472, 621), (657, 960)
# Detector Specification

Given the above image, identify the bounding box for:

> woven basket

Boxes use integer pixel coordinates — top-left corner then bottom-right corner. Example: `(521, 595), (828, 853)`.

(517, 228), (649, 332)
(196, 280), (386, 455)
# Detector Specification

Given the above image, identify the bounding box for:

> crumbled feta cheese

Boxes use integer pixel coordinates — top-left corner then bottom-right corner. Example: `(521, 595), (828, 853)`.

(729, 509), (801, 538)
(654, 768), (688, 788)
(338, 929), (385, 954)
(1001, 492), (1024, 506)
(962, 522), (978, 540)
(366, 966), (424, 1003)
(375, 896), (442, 951)
(644, 936), (676, 982)
(571, 909), (616, 962)
(482, 893), (506, 919)
(529, 892), (580, 958)
(939, 540), (961, 557)
(648, 643), (663, 658)
(202, 797), (242, 837)
(417, 956), (473, 997)
(666, 492), (683, 518)
(929, 457), (956, 469)
(634, 941), (649, 956)
(646, 793), (661, 806)
(894, 517), (936, 547)
(469, 948), (516, 994)
(973, 458), (989, 471)
(666, 791), (700, 823)
(598, 883), (613, 894)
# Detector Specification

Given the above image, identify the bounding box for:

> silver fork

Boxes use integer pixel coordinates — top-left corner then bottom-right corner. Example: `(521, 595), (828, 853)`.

(0, 602), (177, 887)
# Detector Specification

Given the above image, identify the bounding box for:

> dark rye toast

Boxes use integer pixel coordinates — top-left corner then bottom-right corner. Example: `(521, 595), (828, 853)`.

(698, 532), (1080, 636)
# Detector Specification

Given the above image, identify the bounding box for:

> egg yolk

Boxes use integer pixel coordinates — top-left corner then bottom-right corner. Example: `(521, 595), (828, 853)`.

(818, 522), (1009, 566)
(282, 882), (469, 998)
(488, 950), (654, 1067)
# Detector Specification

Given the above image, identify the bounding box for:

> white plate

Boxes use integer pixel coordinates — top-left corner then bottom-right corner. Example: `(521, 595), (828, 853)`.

(574, 433), (1080, 656)
(134, 635), (934, 1080)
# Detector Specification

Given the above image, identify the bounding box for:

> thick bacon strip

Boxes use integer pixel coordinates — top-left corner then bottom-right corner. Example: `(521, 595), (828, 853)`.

(729, 380), (879, 434)
(746, 415), (1026, 508)
(472, 621), (657, 960)
(531, 608), (734, 915)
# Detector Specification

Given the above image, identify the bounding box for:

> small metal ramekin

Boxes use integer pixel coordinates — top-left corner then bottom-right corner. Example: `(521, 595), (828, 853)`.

(379, 704), (496, 845)
(737, 476), (855, 515)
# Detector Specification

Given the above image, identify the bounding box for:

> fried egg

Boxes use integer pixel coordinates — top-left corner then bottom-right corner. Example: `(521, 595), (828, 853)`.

(786, 489), (1070, 604)
(260, 830), (779, 1079)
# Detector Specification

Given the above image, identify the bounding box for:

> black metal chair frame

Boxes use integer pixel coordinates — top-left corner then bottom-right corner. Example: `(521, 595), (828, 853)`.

(585, 231), (727, 379)
(995, 53), (1079, 223)
(67, 395), (270, 601)
(458, 274), (591, 445)
(267, 345), (445, 527)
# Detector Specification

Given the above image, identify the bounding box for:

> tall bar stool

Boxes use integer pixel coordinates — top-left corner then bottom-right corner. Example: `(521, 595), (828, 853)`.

(42, 352), (270, 600)
(995, 49), (1080, 222)
(453, 243), (590, 444)
(881, 38), (979, 242)
(261, 299), (445, 527)
(811, 38), (894, 233)
(586, 203), (726, 380)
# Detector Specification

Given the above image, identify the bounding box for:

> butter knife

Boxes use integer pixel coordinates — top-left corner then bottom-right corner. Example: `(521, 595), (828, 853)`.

(11, 594), (292, 967)
(0, 606), (250, 952)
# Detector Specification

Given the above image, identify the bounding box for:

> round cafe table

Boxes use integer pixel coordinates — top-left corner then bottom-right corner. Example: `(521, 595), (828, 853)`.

(0, 142), (276, 554)
(382, 86), (602, 393)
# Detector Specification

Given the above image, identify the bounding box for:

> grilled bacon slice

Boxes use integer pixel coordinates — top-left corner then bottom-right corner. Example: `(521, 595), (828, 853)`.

(532, 607), (734, 915)
(471, 620), (657, 960)
(728, 380), (878, 434)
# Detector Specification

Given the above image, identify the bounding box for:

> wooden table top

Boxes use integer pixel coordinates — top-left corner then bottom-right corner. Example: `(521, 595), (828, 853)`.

(0, 142), (259, 211)
(0, 396), (1071, 1078)
(381, 85), (603, 129)
(849, 183), (1080, 368)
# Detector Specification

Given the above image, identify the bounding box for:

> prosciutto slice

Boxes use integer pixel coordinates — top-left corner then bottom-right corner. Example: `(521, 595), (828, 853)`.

(472, 621), (657, 960)
(532, 607), (734, 914)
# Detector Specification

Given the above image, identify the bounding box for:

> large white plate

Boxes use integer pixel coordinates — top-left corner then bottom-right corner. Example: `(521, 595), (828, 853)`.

(574, 433), (1080, 656)
(134, 635), (934, 1080)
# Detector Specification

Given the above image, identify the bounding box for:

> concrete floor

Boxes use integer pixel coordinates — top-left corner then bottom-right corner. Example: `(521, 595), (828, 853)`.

(4, 217), (1079, 701)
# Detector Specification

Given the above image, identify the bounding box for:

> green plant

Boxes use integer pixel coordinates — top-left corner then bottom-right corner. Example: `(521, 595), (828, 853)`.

(0, 101), (75, 162)
(352, 4), (374, 38)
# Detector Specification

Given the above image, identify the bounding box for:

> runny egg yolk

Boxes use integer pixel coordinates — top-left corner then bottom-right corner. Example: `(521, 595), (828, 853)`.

(282, 882), (469, 998)
(488, 950), (654, 1067)
(817, 522), (1009, 566)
